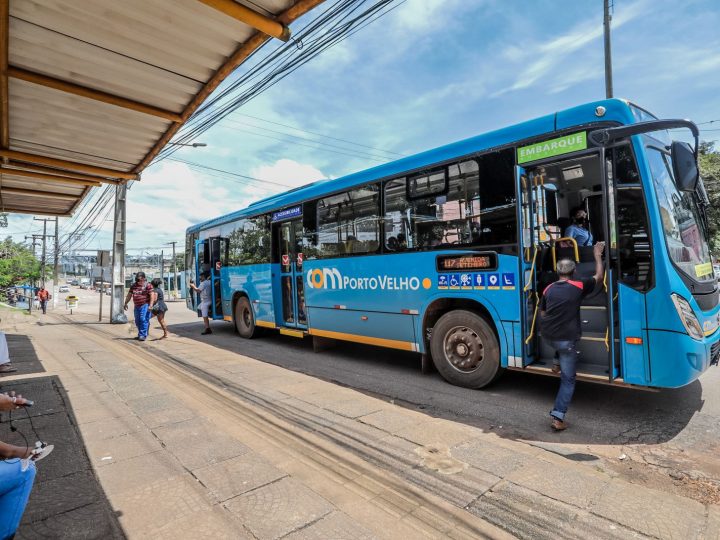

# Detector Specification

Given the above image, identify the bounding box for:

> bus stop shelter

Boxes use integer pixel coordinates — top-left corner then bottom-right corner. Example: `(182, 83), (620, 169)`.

(0, 0), (324, 321)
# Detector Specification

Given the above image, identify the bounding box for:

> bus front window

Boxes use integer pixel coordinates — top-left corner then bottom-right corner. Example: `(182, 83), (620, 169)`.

(646, 146), (713, 282)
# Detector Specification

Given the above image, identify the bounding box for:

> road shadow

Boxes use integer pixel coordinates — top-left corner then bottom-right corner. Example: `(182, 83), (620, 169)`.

(0, 375), (124, 538)
(165, 320), (705, 447)
(2, 333), (46, 376)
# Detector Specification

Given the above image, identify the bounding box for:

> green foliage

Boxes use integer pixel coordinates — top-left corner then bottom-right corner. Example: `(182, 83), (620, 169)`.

(0, 237), (41, 288)
(699, 142), (720, 252)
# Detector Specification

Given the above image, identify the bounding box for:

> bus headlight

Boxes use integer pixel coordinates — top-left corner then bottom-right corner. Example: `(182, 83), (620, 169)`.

(671, 294), (704, 340)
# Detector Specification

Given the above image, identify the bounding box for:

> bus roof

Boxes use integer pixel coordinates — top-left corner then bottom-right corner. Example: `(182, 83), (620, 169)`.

(188, 98), (638, 234)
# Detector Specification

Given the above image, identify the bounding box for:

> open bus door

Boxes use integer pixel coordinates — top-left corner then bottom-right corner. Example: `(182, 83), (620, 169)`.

(518, 149), (616, 381)
(273, 218), (307, 330)
(194, 237), (228, 320)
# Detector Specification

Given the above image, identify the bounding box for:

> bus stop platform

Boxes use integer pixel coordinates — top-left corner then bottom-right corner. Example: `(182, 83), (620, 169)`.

(0, 305), (718, 539)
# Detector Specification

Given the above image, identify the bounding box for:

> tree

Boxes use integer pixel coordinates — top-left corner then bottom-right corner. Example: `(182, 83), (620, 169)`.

(0, 237), (41, 288)
(699, 142), (720, 251)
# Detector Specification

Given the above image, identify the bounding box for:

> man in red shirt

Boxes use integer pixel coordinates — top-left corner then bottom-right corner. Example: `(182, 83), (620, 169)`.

(540, 242), (605, 431)
(123, 272), (154, 341)
(37, 287), (50, 315)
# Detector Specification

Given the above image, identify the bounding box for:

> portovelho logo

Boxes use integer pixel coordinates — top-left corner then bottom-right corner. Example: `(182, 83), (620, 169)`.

(307, 268), (432, 291)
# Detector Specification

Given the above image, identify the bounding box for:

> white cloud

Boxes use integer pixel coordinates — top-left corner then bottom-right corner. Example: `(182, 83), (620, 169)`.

(493, 0), (649, 96)
(250, 158), (327, 189)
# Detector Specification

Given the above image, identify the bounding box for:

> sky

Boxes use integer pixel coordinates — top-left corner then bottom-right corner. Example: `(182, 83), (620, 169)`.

(5, 0), (720, 256)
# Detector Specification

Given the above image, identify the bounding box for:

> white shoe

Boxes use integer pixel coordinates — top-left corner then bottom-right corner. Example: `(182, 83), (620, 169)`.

(31, 443), (54, 462)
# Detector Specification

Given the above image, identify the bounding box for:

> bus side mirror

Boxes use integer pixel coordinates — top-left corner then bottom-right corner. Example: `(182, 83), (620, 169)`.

(671, 141), (699, 192)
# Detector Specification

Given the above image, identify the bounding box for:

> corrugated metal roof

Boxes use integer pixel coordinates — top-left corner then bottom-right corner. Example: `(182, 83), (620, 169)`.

(0, 0), (325, 215)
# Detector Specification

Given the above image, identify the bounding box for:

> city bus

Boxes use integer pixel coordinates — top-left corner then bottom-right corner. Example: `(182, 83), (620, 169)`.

(186, 98), (719, 390)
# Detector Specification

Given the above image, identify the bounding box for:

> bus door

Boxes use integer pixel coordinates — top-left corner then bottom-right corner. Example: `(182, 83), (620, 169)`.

(274, 219), (307, 329)
(194, 237), (228, 320)
(519, 153), (615, 379)
(518, 166), (554, 366)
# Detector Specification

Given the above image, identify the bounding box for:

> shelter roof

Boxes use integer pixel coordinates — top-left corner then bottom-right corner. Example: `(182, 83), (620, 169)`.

(0, 0), (323, 215)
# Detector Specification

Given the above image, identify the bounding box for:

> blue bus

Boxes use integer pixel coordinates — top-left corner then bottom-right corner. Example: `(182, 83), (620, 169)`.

(186, 99), (719, 389)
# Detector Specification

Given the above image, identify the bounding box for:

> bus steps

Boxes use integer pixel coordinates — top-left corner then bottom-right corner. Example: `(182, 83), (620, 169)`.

(279, 328), (306, 338)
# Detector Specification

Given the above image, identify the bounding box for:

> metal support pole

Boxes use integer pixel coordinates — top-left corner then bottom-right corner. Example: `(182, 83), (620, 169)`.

(110, 182), (128, 323)
(99, 267), (104, 322)
(53, 217), (59, 308)
(168, 241), (178, 299)
(603, 0), (613, 99)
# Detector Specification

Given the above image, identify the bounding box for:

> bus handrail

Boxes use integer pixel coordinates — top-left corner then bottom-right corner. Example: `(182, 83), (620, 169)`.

(523, 246), (539, 292)
(551, 237), (579, 271)
(524, 292), (540, 345)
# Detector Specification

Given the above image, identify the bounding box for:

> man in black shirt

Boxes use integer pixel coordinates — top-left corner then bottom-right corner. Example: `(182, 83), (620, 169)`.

(540, 241), (605, 431)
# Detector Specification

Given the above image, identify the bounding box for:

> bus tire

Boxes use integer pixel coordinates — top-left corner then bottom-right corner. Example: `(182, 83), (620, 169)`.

(235, 296), (259, 339)
(430, 310), (501, 389)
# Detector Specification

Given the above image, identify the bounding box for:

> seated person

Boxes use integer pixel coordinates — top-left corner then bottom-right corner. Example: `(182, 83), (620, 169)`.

(428, 226), (444, 247)
(0, 391), (38, 540)
(564, 206), (593, 247)
(387, 236), (399, 251)
(344, 235), (358, 254)
(396, 233), (407, 249)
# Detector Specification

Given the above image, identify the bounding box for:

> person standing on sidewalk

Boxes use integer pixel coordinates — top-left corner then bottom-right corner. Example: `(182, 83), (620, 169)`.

(189, 272), (212, 335)
(149, 278), (169, 339)
(540, 241), (605, 431)
(37, 287), (50, 315)
(123, 272), (154, 341)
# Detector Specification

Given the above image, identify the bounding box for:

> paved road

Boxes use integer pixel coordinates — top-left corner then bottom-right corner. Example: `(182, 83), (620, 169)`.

(55, 287), (720, 502)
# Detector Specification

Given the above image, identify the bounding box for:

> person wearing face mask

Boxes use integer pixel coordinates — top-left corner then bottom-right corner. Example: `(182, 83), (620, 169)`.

(564, 206), (594, 247)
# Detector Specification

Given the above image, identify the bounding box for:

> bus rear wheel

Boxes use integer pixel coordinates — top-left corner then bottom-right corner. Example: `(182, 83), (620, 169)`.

(430, 310), (501, 389)
(235, 296), (259, 338)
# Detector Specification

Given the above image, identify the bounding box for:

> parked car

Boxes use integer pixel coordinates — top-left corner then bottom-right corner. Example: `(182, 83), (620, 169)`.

(714, 264), (720, 282)
(70, 279), (79, 286)
(59, 285), (69, 293)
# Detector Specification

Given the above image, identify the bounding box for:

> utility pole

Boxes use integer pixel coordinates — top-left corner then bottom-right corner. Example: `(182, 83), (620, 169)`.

(167, 241), (178, 299)
(24, 235), (42, 314)
(34, 217), (52, 286)
(603, 0), (613, 98)
(160, 250), (164, 288)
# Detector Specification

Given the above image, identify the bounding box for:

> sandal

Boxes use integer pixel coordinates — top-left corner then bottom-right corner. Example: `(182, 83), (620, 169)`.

(0, 364), (17, 373)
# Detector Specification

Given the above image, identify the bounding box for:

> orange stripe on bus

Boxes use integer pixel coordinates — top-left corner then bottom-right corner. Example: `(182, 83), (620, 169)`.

(308, 328), (416, 351)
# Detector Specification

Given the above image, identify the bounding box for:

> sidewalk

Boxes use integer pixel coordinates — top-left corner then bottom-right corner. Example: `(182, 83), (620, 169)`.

(1, 306), (718, 539)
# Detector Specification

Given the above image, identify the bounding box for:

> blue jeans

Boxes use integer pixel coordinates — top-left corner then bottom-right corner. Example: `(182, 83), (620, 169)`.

(549, 340), (578, 421)
(134, 304), (150, 339)
(0, 459), (36, 539)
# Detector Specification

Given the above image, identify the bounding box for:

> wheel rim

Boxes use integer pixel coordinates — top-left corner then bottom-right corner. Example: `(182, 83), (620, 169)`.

(442, 325), (484, 373)
(242, 306), (252, 328)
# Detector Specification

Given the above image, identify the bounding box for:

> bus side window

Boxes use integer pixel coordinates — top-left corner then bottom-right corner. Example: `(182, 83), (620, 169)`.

(617, 187), (652, 290)
(316, 186), (380, 258)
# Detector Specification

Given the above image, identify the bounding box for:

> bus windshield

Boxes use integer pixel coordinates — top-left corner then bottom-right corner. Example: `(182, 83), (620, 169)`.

(646, 144), (713, 282)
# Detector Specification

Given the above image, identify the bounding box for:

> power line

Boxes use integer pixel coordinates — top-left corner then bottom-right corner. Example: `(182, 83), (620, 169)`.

(218, 118), (391, 162)
(156, 0), (402, 164)
(232, 112), (405, 158)
(167, 157), (297, 189)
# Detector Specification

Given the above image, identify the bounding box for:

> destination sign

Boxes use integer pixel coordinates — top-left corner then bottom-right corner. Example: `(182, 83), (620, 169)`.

(436, 253), (497, 272)
(271, 205), (302, 222)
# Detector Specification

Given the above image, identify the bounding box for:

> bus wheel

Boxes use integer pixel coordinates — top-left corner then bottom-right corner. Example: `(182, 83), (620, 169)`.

(430, 310), (501, 389)
(234, 297), (259, 338)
